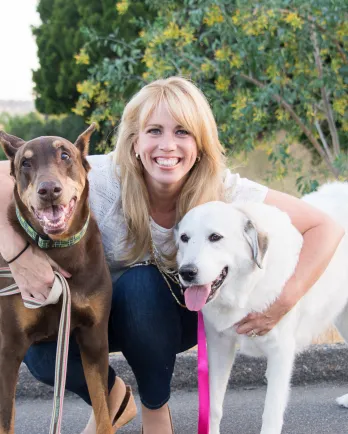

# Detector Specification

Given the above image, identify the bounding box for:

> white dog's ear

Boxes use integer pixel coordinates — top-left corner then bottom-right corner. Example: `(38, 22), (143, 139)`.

(244, 220), (268, 269)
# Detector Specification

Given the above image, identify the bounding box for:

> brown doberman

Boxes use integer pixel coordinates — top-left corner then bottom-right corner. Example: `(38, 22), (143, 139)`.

(0, 126), (135, 434)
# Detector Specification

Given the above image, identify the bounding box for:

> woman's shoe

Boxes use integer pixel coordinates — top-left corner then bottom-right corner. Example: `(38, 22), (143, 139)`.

(112, 377), (137, 432)
(141, 405), (174, 434)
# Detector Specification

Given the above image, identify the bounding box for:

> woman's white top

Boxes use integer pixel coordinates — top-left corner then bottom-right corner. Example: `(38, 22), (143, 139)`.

(86, 153), (268, 281)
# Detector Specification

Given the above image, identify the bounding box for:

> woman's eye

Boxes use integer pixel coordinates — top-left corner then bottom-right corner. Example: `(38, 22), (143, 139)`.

(22, 160), (31, 168)
(148, 128), (161, 135)
(176, 129), (189, 136)
(61, 152), (70, 161)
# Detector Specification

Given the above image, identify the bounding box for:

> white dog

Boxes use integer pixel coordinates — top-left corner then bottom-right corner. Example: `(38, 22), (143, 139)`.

(176, 182), (348, 434)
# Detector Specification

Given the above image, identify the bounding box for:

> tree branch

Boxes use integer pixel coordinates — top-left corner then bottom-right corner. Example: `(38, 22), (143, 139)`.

(314, 119), (333, 163)
(239, 73), (339, 177)
(311, 28), (341, 157)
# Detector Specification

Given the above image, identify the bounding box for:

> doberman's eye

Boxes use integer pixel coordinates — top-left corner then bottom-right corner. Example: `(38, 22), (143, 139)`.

(209, 233), (223, 242)
(21, 160), (31, 168)
(61, 152), (70, 161)
(180, 233), (190, 243)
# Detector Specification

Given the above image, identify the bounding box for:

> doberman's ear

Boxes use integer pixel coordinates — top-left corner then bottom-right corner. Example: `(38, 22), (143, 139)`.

(0, 131), (25, 160)
(74, 123), (96, 158)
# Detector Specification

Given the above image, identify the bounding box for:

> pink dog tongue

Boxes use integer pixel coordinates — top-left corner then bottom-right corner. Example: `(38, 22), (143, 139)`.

(184, 284), (211, 311)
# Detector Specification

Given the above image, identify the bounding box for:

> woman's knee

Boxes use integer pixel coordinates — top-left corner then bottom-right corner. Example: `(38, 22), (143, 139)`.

(24, 341), (57, 386)
(110, 266), (182, 352)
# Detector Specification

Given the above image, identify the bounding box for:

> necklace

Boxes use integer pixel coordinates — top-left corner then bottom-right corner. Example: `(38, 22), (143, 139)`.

(149, 232), (187, 309)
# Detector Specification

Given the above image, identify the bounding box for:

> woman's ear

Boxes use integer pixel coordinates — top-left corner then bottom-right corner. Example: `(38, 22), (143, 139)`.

(133, 139), (139, 155)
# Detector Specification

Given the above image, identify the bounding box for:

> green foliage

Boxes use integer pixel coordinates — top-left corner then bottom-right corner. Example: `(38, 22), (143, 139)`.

(75, 0), (347, 189)
(296, 176), (320, 195)
(33, 0), (154, 114)
(0, 113), (101, 155)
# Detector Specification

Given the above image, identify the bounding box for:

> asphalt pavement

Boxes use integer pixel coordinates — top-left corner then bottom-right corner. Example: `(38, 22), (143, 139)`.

(15, 382), (348, 434)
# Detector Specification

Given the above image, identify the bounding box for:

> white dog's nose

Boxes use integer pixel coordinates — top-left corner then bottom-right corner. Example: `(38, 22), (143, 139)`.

(179, 264), (198, 283)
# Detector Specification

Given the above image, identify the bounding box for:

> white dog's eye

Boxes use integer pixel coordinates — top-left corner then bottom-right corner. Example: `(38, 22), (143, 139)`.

(209, 233), (223, 242)
(180, 233), (189, 243)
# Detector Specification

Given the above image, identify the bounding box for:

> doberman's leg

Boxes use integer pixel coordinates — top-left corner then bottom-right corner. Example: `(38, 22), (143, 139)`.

(76, 322), (113, 434)
(0, 335), (30, 434)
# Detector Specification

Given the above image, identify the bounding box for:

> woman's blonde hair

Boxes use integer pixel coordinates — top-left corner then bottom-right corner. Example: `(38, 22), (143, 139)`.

(114, 76), (227, 267)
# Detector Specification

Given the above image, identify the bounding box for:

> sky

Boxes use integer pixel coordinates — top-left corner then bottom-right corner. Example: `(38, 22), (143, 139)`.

(0, 1), (40, 101)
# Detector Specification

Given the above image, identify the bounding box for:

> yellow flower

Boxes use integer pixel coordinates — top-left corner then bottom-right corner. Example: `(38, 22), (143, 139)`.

(337, 22), (348, 40)
(163, 22), (181, 39)
(116, 0), (129, 15)
(215, 76), (230, 93)
(74, 48), (90, 65)
(331, 58), (342, 73)
(95, 90), (110, 105)
(179, 25), (195, 46)
(232, 9), (241, 25)
(230, 54), (242, 69)
(275, 108), (290, 122)
(283, 12), (304, 29)
(204, 5), (224, 26)
(231, 92), (249, 119)
(76, 81), (100, 99)
(201, 63), (212, 74)
(72, 98), (90, 116)
(242, 12), (269, 36)
(333, 96), (348, 116)
(153, 59), (172, 77)
(142, 48), (155, 68)
(253, 108), (266, 122)
(215, 46), (232, 62)
(266, 64), (279, 80)
(305, 103), (316, 119)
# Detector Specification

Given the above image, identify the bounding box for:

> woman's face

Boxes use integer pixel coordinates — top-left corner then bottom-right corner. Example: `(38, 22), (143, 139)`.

(134, 102), (198, 194)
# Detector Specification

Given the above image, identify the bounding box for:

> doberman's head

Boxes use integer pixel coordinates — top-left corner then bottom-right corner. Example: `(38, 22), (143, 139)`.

(0, 124), (96, 238)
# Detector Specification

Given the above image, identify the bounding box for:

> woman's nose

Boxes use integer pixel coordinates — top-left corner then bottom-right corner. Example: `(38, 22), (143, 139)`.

(158, 133), (177, 151)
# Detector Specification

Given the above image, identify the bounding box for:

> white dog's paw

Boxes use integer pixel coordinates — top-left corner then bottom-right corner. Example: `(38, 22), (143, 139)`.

(336, 393), (348, 408)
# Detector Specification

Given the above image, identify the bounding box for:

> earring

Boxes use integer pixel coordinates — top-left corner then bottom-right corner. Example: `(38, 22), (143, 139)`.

(196, 155), (201, 163)
(135, 153), (140, 160)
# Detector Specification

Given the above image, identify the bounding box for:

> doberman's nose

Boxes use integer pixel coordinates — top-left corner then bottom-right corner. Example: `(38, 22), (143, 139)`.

(37, 181), (63, 201)
(179, 264), (198, 283)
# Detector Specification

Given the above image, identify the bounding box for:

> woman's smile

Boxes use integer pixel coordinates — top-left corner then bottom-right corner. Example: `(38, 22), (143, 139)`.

(153, 157), (181, 168)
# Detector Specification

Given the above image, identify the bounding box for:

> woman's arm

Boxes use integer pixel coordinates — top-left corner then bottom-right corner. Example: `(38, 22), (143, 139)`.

(0, 161), (26, 258)
(0, 161), (70, 300)
(235, 188), (345, 336)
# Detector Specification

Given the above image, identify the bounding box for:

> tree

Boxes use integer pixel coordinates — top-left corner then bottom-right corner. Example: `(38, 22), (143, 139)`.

(75, 0), (347, 190)
(33, 0), (153, 114)
(0, 113), (100, 155)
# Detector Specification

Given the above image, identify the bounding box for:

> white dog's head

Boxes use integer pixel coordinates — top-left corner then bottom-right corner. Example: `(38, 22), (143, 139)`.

(175, 201), (268, 311)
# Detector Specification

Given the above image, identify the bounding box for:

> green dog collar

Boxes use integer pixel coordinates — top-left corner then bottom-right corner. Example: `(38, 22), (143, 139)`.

(15, 206), (90, 249)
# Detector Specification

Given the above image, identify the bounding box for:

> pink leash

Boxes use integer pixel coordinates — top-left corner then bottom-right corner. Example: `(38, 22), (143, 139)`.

(197, 310), (210, 434)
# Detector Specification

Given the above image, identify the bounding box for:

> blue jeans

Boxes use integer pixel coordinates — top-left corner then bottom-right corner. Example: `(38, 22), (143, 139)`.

(24, 265), (197, 409)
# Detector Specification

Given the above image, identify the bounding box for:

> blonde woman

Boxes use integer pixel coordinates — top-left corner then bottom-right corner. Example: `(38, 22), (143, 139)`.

(0, 77), (344, 433)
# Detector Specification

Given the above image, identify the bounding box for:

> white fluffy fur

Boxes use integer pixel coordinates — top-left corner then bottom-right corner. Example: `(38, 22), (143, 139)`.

(176, 182), (348, 434)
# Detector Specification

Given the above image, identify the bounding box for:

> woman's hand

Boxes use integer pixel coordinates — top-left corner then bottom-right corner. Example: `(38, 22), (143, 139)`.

(7, 238), (71, 301)
(234, 297), (293, 337)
